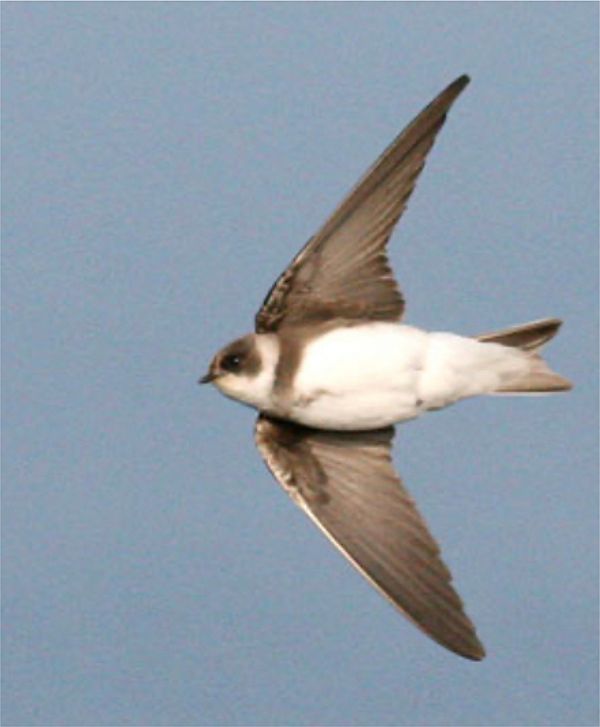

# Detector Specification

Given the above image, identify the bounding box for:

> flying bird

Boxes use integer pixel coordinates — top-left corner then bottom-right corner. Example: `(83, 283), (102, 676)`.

(200, 75), (571, 660)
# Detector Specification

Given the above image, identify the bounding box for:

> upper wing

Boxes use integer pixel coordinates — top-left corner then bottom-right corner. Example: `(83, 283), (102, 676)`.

(255, 415), (485, 661)
(255, 75), (470, 333)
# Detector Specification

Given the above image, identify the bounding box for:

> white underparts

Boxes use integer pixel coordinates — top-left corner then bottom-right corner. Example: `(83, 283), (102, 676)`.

(287, 323), (531, 430)
(215, 323), (536, 431)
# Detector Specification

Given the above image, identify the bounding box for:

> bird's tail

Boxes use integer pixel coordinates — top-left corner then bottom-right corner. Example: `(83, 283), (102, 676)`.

(476, 318), (572, 393)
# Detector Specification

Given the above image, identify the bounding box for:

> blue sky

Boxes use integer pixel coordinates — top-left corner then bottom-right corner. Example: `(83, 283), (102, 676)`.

(3, 4), (598, 726)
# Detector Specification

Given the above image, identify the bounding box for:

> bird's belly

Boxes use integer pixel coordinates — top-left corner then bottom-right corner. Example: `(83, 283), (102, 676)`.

(289, 386), (422, 430)
(287, 324), (428, 430)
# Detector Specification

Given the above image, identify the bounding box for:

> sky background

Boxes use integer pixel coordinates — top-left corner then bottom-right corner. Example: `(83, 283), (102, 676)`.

(3, 4), (598, 726)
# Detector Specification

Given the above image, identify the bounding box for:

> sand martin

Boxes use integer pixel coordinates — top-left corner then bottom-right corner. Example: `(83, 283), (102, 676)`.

(200, 75), (571, 660)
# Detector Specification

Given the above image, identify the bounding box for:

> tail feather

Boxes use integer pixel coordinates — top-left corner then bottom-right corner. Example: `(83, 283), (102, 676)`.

(476, 318), (572, 394)
(477, 317), (563, 351)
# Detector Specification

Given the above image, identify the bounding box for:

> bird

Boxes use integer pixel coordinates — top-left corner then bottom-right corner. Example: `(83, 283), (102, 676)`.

(199, 75), (571, 661)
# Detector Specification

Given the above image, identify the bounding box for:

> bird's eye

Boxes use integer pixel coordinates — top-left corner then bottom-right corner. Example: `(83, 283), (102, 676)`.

(221, 353), (242, 372)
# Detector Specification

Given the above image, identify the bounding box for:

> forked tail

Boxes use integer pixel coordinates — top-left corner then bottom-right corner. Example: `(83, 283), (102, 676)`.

(477, 318), (572, 393)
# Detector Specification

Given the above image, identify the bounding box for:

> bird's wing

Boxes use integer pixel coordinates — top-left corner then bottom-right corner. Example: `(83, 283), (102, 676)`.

(254, 414), (485, 660)
(255, 75), (470, 333)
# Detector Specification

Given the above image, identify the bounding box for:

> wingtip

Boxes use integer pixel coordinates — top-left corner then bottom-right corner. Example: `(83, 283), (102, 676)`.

(433, 74), (470, 111)
(433, 625), (486, 662)
(452, 74), (471, 92)
(460, 642), (486, 662)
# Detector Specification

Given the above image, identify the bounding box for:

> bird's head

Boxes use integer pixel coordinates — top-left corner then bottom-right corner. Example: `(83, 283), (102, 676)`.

(199, 334), (278, 409)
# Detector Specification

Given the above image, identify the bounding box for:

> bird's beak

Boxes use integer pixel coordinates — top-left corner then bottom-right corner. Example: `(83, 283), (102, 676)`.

(199, 371), (216, 385)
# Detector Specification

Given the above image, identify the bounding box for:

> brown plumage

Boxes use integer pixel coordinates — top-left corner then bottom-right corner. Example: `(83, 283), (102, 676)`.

(255, 416), (486, 660)
(255, 75), (470, 333)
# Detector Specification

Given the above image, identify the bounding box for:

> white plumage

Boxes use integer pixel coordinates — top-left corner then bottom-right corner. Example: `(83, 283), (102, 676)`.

(286, 323), (531, 430)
